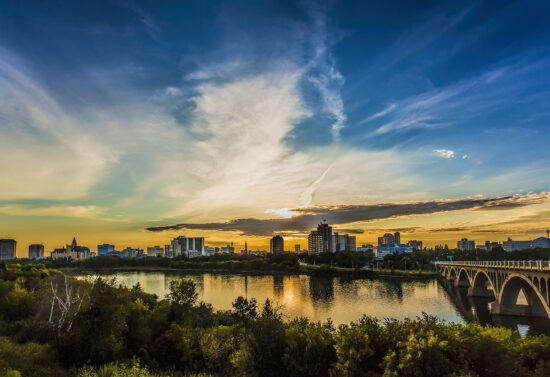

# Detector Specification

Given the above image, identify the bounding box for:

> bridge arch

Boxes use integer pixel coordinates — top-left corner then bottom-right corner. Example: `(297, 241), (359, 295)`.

(456, 268), (470, 287)
(448, 268), (457, 281)
(469, 270), (496, 298)
(496, 274), (550, 318)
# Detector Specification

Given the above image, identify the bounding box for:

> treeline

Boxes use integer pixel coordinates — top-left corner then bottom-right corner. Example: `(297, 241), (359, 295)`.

(1, 262), (550, 376)
(42, 253), (301, 273)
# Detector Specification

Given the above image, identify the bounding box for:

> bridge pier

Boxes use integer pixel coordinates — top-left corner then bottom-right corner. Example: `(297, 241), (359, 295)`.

(467, 286), (495, 298)
(490, 302), (533, 317)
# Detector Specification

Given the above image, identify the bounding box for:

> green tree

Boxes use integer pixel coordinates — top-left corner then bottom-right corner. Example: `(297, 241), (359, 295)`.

(283, 320), (336, 377)
(167, 278), (199, 308)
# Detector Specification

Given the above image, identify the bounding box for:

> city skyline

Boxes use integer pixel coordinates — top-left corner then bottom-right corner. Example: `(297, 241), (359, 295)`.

(1, 1), (550, 256)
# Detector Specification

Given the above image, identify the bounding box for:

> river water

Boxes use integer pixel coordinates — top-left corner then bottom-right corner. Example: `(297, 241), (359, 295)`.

(88, 271), (550, 335)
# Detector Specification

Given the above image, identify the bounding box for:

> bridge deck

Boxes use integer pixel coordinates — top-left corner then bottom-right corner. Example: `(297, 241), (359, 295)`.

(435, 260), (550, 271)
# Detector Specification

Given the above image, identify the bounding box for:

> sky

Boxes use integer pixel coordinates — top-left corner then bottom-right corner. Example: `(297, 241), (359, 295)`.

(1, 0), (550, 256)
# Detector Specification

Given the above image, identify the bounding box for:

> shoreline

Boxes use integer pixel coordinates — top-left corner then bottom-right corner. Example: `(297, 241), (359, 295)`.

(61, 265), (440, 279)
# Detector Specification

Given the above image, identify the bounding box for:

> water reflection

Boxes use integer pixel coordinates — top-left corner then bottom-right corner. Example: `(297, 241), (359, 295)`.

(83, 272), (550, 333)
(440, 280), (550, 336)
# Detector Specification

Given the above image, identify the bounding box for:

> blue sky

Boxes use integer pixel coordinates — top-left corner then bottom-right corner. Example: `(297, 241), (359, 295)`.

(1, 0), (549, 252)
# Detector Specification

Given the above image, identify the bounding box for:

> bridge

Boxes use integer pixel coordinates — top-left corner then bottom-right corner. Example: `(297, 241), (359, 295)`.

(435, 260), (550, 318)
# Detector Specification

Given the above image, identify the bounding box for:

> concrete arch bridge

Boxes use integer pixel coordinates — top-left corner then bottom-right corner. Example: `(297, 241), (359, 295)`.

(435, 260), (550, 318)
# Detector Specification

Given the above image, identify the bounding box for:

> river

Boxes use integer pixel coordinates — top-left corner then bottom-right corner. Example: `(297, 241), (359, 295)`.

(86, 271), (550, 336)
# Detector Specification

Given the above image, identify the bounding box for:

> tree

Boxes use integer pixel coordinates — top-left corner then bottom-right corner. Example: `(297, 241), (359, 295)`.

(232, 297), (257, 322)
(166, 278), (198, 308)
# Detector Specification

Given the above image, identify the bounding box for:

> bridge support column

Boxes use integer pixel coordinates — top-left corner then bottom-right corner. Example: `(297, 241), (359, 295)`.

(490, 302), (532, 316)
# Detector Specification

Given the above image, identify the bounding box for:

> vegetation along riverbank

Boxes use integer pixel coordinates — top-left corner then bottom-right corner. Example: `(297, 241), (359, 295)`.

(1, 262), (550, 376)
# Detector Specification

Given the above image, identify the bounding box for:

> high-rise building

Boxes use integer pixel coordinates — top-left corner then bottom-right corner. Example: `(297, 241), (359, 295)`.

(393, 232), (400, 245)
(457, 238), (475, 251)
(407, 240), (423, 250)
(97, 244), (115, 256)
(28, 244), (44, 259)
(317, 222), (333, 253)
(0, 239), (16, 260)
(332, 233), (357, 252)
(270, 235), (284, 254)
(308, 231), (323, 254)
(378, 233), (395, 245)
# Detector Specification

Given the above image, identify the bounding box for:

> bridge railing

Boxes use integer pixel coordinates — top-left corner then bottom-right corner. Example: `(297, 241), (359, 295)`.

(434, 260), (550, 271)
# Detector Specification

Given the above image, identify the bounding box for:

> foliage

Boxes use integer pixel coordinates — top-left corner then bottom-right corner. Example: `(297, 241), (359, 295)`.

(167, 278), (199, 308)
(0, 265), (549, 376)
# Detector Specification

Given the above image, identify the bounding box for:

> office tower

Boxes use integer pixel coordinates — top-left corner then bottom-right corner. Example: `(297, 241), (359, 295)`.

(28, 244), (44, 259)
(0, 239), (16, 260)
(270, 235), (284, 254)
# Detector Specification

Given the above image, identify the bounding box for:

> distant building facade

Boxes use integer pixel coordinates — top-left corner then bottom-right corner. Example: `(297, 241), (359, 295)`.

(171, 236), (205, 256)
(147, 246), (164, 257)
(28, 244), (44, 259)
(457, 238), (475, 251)
(317, 222), (333, 253)
(308, 231), (324, 254)
(0, 239), (16, 260)
(358, 244), (374, 252)
(503, 237), (549, 252)
(270, 235), (284, 254)
(307, 221), (333, 253)
(121, 247), (138, 258)
(51, 238), (91, 260)
(375, 244), (413, 260)
(407, 240), (423, 250)
(484, 241), (501, 251)
(378, 232), (401, 246)
(295, 244), (300, 253)
(332, 233), (356, 252)
(97, 244), (115, 256)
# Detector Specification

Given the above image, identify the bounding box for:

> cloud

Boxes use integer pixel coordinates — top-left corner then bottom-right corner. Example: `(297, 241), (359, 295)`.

(305, 4), (347, 142)
(374, 53), (550, 135)
(359, 103), (396, 124)
(145, 192), (549, 236)
(0, 204), (105, 218)
(0, 53), (119, 200)
(434, 149), (456, 159)
(165, 87), (182, 96)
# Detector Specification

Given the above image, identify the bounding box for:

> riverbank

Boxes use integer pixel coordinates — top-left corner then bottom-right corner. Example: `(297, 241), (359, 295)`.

(61, 264), (440, 279)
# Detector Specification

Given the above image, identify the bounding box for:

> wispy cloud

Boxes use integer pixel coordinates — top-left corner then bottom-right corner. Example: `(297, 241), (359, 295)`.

(359, 104), (396, 125)
(0, 204), (105, 218)
(373, 53), (550, 135)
